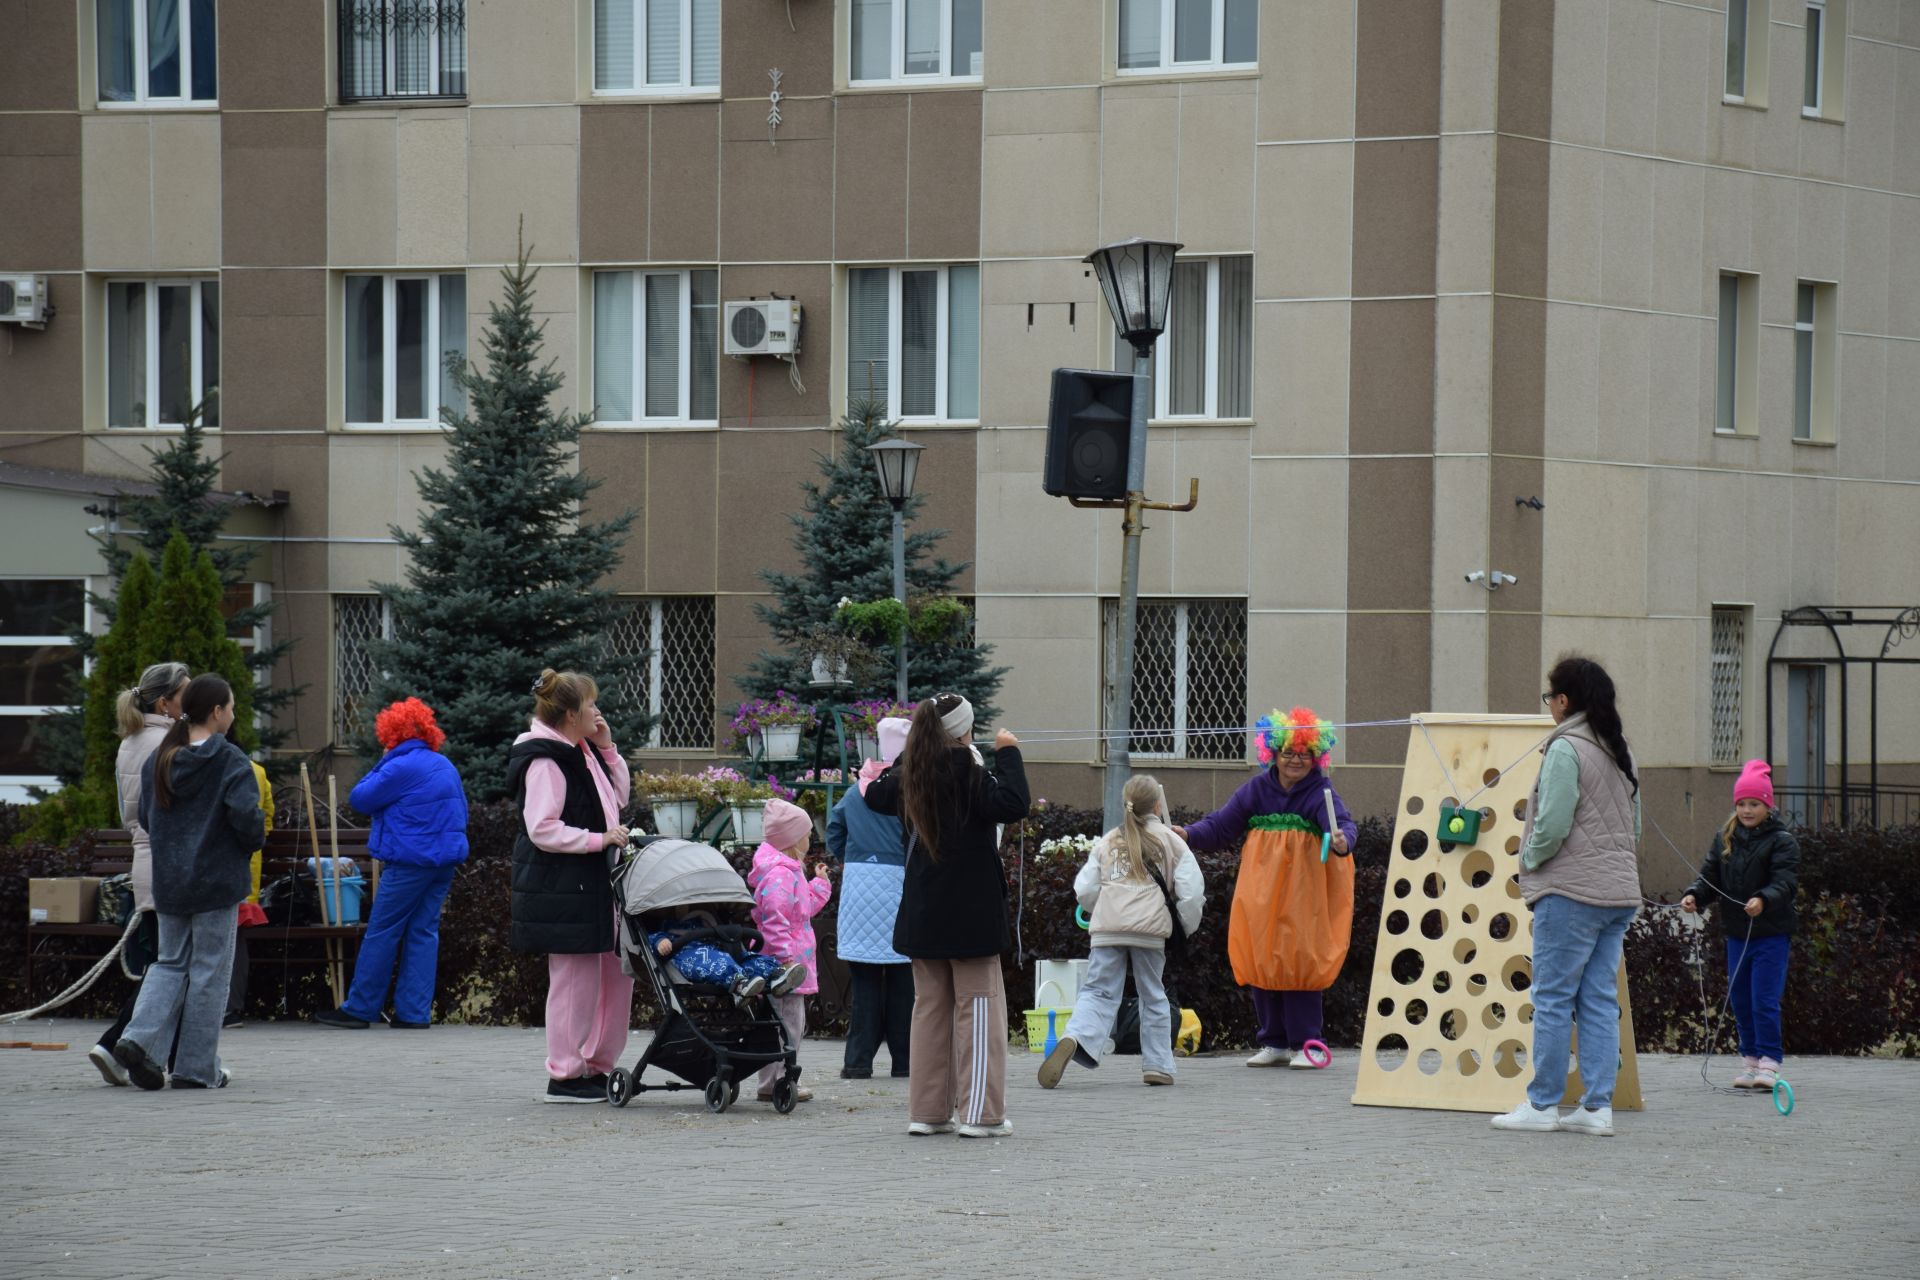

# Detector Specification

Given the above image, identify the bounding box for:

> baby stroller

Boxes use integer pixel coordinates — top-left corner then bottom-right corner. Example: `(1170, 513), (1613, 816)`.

(607, 837), (804, 1114)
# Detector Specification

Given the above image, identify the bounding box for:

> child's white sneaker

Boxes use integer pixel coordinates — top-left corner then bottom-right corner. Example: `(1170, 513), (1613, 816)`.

(1490, 1101), (1561, 1132)
(1245, 1045), (1287, 1067)
(768, 961), (807, 996)
(1288, 1048), (1322, 1070)
(1730, 1067), (1759, 1088)
(729, 974), (766, 1006)
(1752, 1060), (1779, 1089)
(1557, 1105), (1614, 1136)
(956, 1119), (1013, 1139)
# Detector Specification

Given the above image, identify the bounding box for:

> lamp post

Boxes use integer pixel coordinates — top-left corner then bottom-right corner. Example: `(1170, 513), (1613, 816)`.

(868, 437), (925, 704)
(1085, 236), (1181, 831)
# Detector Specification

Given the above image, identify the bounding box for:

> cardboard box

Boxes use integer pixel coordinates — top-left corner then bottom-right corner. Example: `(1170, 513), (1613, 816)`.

(28, 878), (102, 925)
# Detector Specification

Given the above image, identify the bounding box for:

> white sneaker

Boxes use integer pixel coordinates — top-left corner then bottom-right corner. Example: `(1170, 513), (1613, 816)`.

(1752, 1063), (1779, 1089)
(1245, 1046), (1288, 1067)
(1490, 1101), (1561, 1132)
(1557, 1105), (1613, 1136)
(956, 1119), (1014, 1139)
(89, 1043), (130, 1087)
(908, 1118), (956, 1136)
(1288, 1048), (1322, 1070)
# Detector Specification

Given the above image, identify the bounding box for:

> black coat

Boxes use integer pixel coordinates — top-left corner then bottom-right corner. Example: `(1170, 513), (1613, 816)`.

(507, 738), (618, 955)
(865, 745), (1030, 960)
(1686, 815), (1799, 938)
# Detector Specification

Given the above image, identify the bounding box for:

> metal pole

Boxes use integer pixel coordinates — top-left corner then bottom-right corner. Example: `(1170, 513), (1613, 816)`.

(1103, 348), (1154, 832)
(891, 502), (909, 704)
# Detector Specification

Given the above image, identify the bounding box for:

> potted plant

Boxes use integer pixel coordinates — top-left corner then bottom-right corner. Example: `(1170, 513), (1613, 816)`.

(803, 623), (864, 687)
(908, 595), (972, 644)
(633, 770), (707, 838)
(731, 690), (815, 761)
(845, 698), (911, 762)
(716, 774), (782, 845)
(835, 596), (910, 647)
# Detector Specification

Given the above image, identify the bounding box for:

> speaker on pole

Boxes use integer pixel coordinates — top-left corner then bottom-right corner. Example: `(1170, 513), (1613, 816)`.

(1043, 368), (1134, 501)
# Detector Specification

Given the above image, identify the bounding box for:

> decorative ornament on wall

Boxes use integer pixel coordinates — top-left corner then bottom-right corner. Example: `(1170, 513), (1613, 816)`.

(768, 68), (784, 148)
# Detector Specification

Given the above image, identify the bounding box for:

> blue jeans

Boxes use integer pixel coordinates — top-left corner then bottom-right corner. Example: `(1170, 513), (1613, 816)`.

(341, 863), (457, 1024)
(1726, 932), (1790, 1063)
(647, 933), (781, 986)
(121, 906), (237, 1087)
(1526, 895), (1638, 1110)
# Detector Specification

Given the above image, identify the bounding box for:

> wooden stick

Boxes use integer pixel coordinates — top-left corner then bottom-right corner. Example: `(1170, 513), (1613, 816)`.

(328, 775), (347, 1002)
(300, 763), (341, 1006)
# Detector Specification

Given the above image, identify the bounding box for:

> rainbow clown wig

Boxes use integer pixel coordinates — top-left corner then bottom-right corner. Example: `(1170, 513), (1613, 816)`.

(375, 697), (447, 753)
(1254, 706), (1337, 769)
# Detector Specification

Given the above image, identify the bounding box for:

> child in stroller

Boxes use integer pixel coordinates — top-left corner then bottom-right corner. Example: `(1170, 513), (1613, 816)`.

(647, 908), (808, 1006)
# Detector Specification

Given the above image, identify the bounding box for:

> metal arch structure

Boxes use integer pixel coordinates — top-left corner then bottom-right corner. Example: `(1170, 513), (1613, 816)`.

(1764, 605), (1920, 827)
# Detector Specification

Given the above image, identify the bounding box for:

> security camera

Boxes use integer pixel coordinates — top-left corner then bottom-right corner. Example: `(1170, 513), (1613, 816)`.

(1465, 570), (1518, 591)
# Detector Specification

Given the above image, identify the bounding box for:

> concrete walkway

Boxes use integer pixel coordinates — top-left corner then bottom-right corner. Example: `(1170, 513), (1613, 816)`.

(2, 1018), (1914, 1280)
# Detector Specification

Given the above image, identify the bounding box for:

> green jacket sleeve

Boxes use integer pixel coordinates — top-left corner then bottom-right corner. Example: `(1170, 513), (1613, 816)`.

(1519, 739), (1580, 872)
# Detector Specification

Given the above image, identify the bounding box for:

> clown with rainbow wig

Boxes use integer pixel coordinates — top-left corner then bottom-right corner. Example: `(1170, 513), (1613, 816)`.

(1176, 706), (1358, 1068)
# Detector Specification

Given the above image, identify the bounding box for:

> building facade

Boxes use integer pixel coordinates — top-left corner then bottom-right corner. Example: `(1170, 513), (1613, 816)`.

(3, 0), (1916, 883)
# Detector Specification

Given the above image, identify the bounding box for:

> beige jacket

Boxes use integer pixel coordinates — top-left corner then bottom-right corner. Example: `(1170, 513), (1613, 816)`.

(115, 714), (172, 913)
(1073, 817), (1206, 950)
(1517, 717), (1642, 910)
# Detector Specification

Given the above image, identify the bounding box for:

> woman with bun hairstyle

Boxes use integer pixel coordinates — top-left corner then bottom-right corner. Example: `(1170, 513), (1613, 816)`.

(507, 669), (634, 1104)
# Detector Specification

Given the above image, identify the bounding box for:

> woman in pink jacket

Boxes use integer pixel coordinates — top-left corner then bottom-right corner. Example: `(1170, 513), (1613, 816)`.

(747, 796), (832, 1103)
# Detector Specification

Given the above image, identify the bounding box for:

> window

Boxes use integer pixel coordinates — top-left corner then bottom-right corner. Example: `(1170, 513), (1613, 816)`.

(0, 579), (85, 796)
(97, 0), (217, 104)
(106, 278), (220, 429)
(333, 595), (392, 744)
(1101, 598), (1247, 762)
(592, 269), (718, 426)
(850, 0), (982, 83)
(1710, 606), (1747, 767)
(1119, 0), (1257, 74)
(594, 0), (719, 94)
(1793, 280), (1837, 443)
(846, 265), (980, 421)
(603, 597), (716, 750)
(1714, 271), (1758, 435)
(1724, 0), (1769, 105)
(344, 274), (467, 428)
(1803, 0), (1847, 119)
(1112, 255), (1251, 419)
(338, 1), (467, 102)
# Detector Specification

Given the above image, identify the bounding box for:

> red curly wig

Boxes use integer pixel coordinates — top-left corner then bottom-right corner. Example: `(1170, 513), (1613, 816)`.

(375, 697), (446, 752)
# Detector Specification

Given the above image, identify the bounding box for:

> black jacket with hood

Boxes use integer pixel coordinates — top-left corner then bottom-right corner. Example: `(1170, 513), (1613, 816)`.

(137, 734), (265, 916)
(1686, 814), (1800, 938)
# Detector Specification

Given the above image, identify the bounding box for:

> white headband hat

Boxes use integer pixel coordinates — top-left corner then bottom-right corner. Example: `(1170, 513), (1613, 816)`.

(937, 695), (974, 743)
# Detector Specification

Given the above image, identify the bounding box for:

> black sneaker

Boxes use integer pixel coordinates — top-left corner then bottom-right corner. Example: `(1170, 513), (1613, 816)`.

(171, 1066), (231, 1089)
(111, 1039), (165, 1091)
(840, 1066), (872, 1079)
(543, 1076), (607, 1104)
(223, 1015), (245, 1030)
(312, 1007), (369, 1029)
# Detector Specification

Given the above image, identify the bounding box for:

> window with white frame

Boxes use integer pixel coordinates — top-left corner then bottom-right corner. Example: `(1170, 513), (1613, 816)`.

(1710, 606), (1746, 767)
(1101, 598), (1247, 762)
(1112, 255), (1251, 419)
(344, 274), (467, 428)
(592, 269), (718, 426)
(846, 265), (980, 421)
(1715, 271), (1758, 435)
(602, 596), (716, 750)
(106, 278), (220, 429)
(1802, 0), (1847, 119)
(97, 0), (218, 104)
(850, 0), (982, 83)
(333, 594), (392, 744)
(1723, 0), (1770, 105)
(0, 579), (86, 796)
(1793, 280), (1837, 442)
(1119, 0), (1257, 74)
(594, 0), (719, 94)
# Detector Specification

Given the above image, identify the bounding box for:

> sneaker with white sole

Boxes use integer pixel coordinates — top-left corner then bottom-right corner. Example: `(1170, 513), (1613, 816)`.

(729, 974), (767, 1007)
(1557, 1105), (1613, 1136)
(767, 961), (808, 996)
(1731, 1067), (1758, 1088)
(1037, 1036), (1077, 1089)
(1490, 1101), (1561, 1132)
(908, 1118), (956, 1136)
(1245, 1045), (1288, 1067)
(1142, 1070), (1174, 1086)
(1288, 1048), (1322, 1070)
(956, 1119), (1013, 1139)
(1752, 1062), (1779, 1089)
(89, 1043), (130, 1087)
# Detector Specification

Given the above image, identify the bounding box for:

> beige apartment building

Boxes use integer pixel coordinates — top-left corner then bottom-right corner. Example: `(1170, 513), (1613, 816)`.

(2, 1), (1917, 882)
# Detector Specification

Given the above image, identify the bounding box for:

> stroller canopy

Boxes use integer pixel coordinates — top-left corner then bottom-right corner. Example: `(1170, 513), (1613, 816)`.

(616, 838), (753, 915)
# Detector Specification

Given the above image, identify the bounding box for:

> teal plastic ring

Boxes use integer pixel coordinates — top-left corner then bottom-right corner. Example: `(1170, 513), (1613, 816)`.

(1774, 1077), (1794, 1116)
(1073, 905), (1090, 930)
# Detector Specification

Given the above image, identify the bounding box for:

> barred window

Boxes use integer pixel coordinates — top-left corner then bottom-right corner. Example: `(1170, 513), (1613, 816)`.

(339, 1), (468, 102)
(1102, 598), (1247, 761)
(604, 597), (716, 751)
(1710, 606), (1746, 766)
(334, 595), (393, 745)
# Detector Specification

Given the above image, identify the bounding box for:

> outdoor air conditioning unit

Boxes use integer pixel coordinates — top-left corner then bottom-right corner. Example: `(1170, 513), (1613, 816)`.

(0, 275), (50, 327)
(724, 299), (802, 356)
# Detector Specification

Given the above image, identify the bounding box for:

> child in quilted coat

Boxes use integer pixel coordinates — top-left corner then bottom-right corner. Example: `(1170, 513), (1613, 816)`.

(747, 796), (832, 1102)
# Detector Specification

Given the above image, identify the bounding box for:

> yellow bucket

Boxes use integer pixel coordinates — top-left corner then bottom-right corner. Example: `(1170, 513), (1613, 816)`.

(1023, 1007), (1071, 1052)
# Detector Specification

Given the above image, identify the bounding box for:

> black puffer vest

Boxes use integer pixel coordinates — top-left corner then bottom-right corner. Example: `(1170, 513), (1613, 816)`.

(507, 737), (617, 955)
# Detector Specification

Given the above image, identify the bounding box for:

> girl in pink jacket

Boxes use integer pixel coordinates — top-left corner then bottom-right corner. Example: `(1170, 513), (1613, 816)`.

(747, 796), (832, 1102)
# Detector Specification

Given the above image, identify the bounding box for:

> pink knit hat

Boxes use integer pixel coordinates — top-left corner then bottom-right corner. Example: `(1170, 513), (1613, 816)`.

(761, 796), (812, 852)
(876, 716), (911, 764)
(1732, 759), (1775, 808)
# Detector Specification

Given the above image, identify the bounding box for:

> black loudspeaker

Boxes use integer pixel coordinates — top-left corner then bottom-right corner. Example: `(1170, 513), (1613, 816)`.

(1043, 368), (1135, 500)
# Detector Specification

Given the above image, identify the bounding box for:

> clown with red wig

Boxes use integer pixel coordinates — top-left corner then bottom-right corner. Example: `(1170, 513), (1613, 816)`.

(313, 698), (469, 1030)
(1177, 706), (1357, 1068)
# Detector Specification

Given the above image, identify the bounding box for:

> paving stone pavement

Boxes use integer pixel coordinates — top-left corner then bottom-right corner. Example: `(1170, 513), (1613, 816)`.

(2, 1017), (1915, 1280)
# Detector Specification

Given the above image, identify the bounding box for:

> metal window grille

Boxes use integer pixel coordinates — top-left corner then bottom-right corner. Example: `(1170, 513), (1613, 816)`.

(603, 597), (716, 751)
(339, 1), (468, 102)
(1102, 598), (1247, 761)
(334, 595), (393, 744)
(1710, 607), (1745, 766)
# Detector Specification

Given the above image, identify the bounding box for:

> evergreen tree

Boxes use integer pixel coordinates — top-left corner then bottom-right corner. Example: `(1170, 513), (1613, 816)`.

(140, 532), (256, 753)
(368, 243), (644, 802)
(741, 399), (1007, 720)
(78, 551), (159, 805)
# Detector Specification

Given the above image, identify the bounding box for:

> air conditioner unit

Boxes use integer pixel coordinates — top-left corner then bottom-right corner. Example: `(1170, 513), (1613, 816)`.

(0, 274), (50, 327)
(724, 299), (802, 356)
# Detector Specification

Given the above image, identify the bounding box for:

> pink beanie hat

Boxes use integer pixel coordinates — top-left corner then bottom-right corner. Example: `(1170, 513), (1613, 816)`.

(1732, 759), (1774, 808)
(876, 716), (911, 765)
(761, 796), (812, 852)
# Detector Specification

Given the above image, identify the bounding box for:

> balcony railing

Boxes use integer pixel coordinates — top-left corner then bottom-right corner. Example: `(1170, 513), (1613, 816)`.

(1775, 785), (1920, 831)
(339, 1), (467, 103)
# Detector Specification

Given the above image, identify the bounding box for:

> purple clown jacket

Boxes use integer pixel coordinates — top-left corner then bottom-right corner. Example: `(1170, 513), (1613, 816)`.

(1183, 766), (1359, 854)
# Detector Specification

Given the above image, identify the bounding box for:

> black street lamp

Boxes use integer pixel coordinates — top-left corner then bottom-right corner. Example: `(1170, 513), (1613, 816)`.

(868, 437), (925, 704)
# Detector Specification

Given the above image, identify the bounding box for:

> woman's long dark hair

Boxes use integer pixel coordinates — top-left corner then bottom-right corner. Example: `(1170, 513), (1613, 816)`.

(151, 674), (233, 810)
(1547, 655), (1638, 796)
(897, 694), (975, 863)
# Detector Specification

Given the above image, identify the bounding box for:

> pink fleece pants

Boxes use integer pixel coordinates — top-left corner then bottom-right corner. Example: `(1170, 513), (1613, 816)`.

(545, 951), (632, 1080)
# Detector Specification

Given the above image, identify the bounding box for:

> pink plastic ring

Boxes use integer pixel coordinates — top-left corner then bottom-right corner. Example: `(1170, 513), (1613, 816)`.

(1302, 1039), (1332, 1069)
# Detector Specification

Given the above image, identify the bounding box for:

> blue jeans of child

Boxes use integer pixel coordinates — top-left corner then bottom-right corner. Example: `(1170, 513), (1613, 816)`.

(648, 934), (781, 986)
(340, 863), (457, 1025)
(121, 906), (236, 1087)
(1526, 894), (1638, 1111)
(1725, 932), (1790, 1063)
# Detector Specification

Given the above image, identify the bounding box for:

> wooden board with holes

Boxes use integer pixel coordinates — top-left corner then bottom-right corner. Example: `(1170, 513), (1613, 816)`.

(1349, 713), (1643, 1113)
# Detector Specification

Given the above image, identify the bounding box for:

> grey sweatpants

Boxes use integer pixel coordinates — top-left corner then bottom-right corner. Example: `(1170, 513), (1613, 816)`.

(1062, 944), (1175, 1076)
(121, 906), (236, 1086)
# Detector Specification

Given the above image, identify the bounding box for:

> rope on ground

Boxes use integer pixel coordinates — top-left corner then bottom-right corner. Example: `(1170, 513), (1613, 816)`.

(0, 910), (141, 1024)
